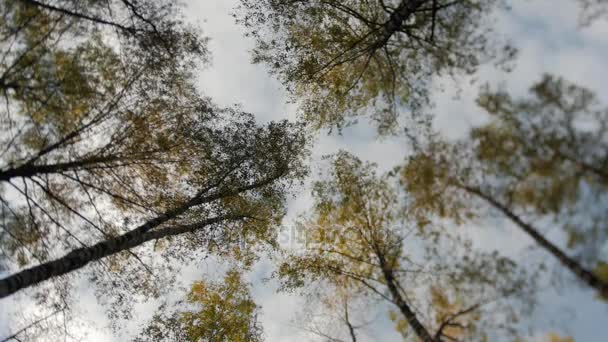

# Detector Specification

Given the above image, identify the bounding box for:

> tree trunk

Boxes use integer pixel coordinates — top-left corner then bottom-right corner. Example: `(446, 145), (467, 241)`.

(0, 155), (121, 182)
(377, 254), (436, 342)
(463, 186), (608, 298)
(0, 171), (282, 297)
(374, 0), (428, 49)
(0, 213), (243, 298)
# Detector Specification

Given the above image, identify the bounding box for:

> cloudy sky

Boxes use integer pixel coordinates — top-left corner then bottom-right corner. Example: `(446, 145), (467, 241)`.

(2, 0), (608, 341)
(188, 1), (608, 341)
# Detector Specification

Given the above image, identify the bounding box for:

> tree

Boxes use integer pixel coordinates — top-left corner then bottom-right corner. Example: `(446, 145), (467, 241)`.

(134, 269), (263, 342)
(278, 152), (528, 342)
(291, 277), (372, 342)
(235, 0), (513, 134)
(0, 112), (307, 298)
(0, 0), (309, 337)
(0, 0), (207, 270)
(1, 0), (206, 71)
(401, 75), (608, 299)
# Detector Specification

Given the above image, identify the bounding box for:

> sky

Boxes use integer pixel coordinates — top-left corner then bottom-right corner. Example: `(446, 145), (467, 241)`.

(186, 0), (608, 341)
(1, 0), (608, 341)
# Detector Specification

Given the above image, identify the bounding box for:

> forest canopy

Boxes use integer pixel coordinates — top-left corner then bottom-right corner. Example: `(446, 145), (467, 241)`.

(0, 0), (606, 341)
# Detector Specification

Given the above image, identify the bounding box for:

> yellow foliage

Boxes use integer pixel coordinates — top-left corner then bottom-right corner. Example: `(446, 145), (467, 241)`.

(547, 333), (574, 342)
(181, 270), (262, 342)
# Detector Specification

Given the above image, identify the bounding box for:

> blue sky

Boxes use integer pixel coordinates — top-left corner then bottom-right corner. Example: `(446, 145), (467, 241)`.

(1, 0), (607, 341)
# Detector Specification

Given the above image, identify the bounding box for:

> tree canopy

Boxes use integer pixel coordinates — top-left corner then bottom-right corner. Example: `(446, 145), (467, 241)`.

(1, 0), (606, 341)
(135, 269), (263, 342)
(235, 0), (514, 134)
(277, 152), (530, 341)
(0, 0), (308, 338)
(401, 75), (608, 299)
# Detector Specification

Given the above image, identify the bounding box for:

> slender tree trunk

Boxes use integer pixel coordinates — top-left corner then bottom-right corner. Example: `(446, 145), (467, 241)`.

(343, 301), (358, 342)
(463, 185), (608, 298)
(0, 213), (243, 298)
(0, 170), (282, 297)
(377, 255), (436, 342)
(0, 155), (121, 181)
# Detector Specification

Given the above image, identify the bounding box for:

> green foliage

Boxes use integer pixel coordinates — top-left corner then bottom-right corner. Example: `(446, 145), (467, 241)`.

(400, 144), (474, 227)
(0, 0), (309, 334)
(236, 0), (512, 134)
(401, 75), (608, 299)
(473, 75), (608, 214)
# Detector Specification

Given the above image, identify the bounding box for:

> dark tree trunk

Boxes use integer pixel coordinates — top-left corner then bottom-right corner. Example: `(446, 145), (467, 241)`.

(0, 171), (282, 298)
(0, 155), (121, 182)
(377, 254), (436, 342)
(374, 0), (429, 49)
(344, 303), (358, 342)
(0, 213), (243, 298)
(464, 186), (608, 298)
